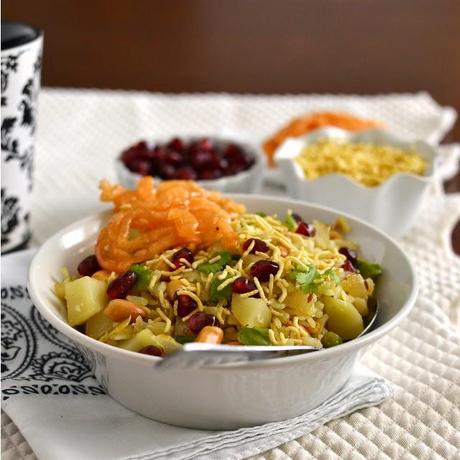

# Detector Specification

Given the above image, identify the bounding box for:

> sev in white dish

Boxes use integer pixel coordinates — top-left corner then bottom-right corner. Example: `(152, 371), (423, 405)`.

(295, 138), (427, 187)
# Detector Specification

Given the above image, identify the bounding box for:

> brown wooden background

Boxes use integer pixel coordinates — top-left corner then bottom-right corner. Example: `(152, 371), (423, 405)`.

(4, 0), (460, 137)
(4, 0), (460, 251)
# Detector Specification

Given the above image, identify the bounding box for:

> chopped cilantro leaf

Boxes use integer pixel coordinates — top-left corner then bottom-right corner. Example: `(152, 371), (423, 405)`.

(209, 274), (233, 303)
(289, 264), (320, 292)
(198, 251), (232, 274)
(324, 268), (340, 285)
(356, 260), (383, 278)
(238, 327), (271, 345)
(130, 264), (154, 291)
(284, 213), (297, 230)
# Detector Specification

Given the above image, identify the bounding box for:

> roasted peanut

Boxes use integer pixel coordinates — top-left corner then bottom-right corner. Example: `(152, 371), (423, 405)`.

(279, 246), (289, 257)
(92, 270), (111, 281)
(104, 299), (146, 322)
(195, 326), (224, 344)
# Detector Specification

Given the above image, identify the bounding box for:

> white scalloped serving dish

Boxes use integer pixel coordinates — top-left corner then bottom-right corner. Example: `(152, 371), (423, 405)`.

(115, 136), (265, 193)
(274, 128), (438, 237)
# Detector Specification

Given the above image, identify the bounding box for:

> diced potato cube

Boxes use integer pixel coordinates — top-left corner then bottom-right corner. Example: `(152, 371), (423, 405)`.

(154, 335), (182, 354)
(118, 330), (182, 354)
(64, 276), (108, 326)
(118, 329), (158, 352)
(85, 311), (114, 339)
(148, 322), (168, 335)
(231, 295), (272, 328)
(342, 274), (368, 299)
(54, 281), (66, 299)
(285, 289), (313, 316)
(352, 297), (369, 316)
(323, 296), (363, 340)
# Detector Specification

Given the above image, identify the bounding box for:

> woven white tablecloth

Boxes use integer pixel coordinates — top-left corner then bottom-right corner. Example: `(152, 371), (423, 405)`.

(2, 89), (460, 460)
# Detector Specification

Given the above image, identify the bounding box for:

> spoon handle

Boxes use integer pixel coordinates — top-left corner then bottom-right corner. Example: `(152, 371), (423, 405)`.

(155, 343), (320, 370)
(183, 343), (320, 353)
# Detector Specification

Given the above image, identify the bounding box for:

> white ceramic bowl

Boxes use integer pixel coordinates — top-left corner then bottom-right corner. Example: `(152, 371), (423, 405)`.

(274, 128), (438, 237)
(28, 195), (417, 430)
(116, 136), (265, 193)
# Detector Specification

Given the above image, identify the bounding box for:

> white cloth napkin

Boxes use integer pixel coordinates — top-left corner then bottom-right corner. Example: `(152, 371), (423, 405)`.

(1, 249), (391, 460)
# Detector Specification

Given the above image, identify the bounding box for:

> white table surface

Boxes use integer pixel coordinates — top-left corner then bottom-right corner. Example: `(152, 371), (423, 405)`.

(2, 89), (460, 460)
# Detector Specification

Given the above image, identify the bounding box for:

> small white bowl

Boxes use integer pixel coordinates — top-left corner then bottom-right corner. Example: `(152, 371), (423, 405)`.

(115, 136), (265, 193)
(28, 195), (417, 430)
(274, 128), (438, 237)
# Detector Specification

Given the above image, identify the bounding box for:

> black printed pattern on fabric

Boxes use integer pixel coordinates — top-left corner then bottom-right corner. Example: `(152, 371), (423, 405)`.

(1, 285), (106, 401)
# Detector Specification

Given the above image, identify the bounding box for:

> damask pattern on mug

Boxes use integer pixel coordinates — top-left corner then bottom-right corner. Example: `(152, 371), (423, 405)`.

(1, 29), (43, 252)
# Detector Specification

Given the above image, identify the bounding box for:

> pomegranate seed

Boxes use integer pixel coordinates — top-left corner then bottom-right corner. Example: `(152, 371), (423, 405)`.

(133, 140), (148, 151)
(194, 138), (213, 151)
(129, 159), (151, 175)
(157, 163), (176, 179)
(250, 260), (279, 282)
(224, 143), (243, 158)
(164, 150), (184, 166)
(208, 152), (223, 168)
(242, 238), (269, 254)
(167, 137), (185, 153)
(177, 295), (197, 317)
(296, 222), (315, 237)
(189, 312), (218, 335)
(342, 260), (356, 272)
(200, 169), (223, 180)
(107, 271), (138, 299)
(339, 247), (358, 266)
(151, 146), (168, 162)
(292, 213), (304, 223)
(140, 345), (163, 356)
(171, 248), (194, 268)
(224, 163), (245, 175)
(173, 167), (197, 180)
(218, 158), (229, 172)
(78, 255), (101, 277)
(232, 276), (257, 294)
(121, 147), (138, 165)
(190, 150), (214, 170)
(224, 144), (253, 168)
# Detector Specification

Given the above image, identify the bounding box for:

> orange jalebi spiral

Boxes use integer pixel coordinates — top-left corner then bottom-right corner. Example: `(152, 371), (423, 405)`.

(96, 177), (245, 272)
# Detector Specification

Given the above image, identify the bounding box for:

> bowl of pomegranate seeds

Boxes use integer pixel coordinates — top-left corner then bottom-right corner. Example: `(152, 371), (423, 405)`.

(116, 136), (265, 193)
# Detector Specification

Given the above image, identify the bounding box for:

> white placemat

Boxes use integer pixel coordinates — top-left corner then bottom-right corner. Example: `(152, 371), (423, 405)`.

(2, 89), (460, 460)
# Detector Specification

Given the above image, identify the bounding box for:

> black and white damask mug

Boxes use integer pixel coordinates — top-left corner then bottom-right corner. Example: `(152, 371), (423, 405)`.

(1, 21), (43, 253)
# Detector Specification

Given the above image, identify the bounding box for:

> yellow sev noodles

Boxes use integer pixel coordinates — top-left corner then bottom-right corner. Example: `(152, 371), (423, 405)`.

(61, 212), (376, 352)
(295, 138), (426, 187)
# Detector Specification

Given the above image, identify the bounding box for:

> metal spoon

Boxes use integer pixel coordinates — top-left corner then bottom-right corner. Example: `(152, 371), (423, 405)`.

(156, 302), (379, 369)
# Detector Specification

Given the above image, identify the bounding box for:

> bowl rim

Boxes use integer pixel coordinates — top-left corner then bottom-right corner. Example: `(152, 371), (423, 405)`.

(116, 135), (266, 187)
(28, 194), (418, 369)
(274, 127), (438, 191)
